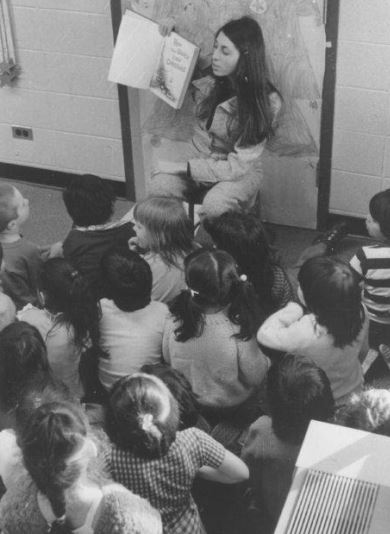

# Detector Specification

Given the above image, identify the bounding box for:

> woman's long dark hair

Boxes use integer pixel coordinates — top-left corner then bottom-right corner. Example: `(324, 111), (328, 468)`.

(169, 248), (261, 342)
(19, 402), (89, 534)
(298, 257), (365, 348)
(41, 258), (103, 357)
(198, 16), (279, 146)
(204, 211), (282, 314)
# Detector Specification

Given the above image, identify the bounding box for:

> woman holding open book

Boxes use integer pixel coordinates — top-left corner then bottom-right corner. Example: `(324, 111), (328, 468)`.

(152, 15), (282, 220)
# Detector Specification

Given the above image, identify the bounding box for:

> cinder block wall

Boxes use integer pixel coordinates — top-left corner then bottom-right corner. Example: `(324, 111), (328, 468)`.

(0, 0), (125, 182)
(330, 0), (390, 217)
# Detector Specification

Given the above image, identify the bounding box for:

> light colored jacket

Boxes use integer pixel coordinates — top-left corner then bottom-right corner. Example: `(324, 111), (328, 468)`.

(188, 76), (281, 184)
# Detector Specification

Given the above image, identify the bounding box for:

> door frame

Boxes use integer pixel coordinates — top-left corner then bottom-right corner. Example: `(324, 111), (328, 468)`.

(317, 0), (341, 230)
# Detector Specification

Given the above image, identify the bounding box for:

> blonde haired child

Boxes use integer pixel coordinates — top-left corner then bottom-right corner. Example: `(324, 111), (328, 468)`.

(129, 196), (195, 303)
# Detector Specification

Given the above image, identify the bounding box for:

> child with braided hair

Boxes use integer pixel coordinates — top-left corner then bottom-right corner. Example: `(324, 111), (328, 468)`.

(0, 400), (162, 533)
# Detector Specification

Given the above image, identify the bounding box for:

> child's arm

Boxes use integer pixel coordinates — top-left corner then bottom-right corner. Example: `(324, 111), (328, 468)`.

(198, 449), (249, 484)
(257, 302), (306, 352)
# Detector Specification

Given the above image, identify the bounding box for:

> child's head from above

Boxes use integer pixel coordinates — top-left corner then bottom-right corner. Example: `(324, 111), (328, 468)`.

(107, 373), (179, 459)
(185, 248), (242, 307)
(268, 354), (335, 445)
(20, 401), (97, 520)
(0, 184), (29, 233)
(213, 16), (266, 81)
(141, 363), (199, 430)
(101, 248), (152, 312)
(367, 189), (390, 240)
(298, 256), (364, 348)
(203, 211), (273, 279)
(63, 174), (115, 227)
(333, 388), (390, 437)
(133, 196), (193, 264)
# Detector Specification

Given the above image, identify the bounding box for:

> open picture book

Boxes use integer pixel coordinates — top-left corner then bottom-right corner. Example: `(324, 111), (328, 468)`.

(108, 10), (200, 109)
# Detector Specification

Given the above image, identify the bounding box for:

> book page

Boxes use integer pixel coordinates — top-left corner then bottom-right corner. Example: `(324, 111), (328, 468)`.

(150, 32), (199, 109)
(108, 10), (163, 88)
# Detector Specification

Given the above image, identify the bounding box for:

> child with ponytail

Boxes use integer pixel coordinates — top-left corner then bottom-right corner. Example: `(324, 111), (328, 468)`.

(0, 400), (162, 533)
(129, 196), (195, 303)
(18, 258), (104, 398)
(107, 373), (248, 534)
(163, 249), (269, 422)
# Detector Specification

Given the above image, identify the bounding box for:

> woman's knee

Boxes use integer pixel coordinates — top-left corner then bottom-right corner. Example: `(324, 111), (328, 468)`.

(148, 172), (188, 198)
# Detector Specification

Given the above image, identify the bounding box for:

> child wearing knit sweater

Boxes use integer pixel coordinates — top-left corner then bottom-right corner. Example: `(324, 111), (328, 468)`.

(257, 256), (368, 405)
(163, 249), (269, 422)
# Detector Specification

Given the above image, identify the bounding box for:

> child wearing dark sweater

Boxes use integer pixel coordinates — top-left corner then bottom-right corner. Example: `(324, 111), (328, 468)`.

(62, 174), (135, 298)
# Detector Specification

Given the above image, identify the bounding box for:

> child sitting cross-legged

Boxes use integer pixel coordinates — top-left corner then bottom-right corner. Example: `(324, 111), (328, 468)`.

(0, 183), (43, 309)
(106, 373), (248, 534)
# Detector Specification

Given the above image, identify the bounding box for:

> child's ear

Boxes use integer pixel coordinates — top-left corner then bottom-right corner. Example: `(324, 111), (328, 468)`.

(6, 219), (17, 232)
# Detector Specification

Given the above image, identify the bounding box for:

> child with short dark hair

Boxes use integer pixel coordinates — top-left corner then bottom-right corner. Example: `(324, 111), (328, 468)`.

(98, 249), (169, 391)
(0, 183), (43, 309)
(242, 354), (334, 531)
(107, 373), (249, 534)
(350, 189), (390, 349)
(62, 174), (135, 297)
(258, 256), (368, 404)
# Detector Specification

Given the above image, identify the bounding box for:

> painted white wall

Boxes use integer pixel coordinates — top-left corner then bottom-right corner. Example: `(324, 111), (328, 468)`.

(330, 0), (390, 218)
(0, 0), (125, 182)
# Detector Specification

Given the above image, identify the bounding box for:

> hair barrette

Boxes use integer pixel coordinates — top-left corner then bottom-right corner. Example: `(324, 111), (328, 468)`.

(240, 274), (248, 282)
(141, 413), (154, 432)
(189, 288), (199, 297)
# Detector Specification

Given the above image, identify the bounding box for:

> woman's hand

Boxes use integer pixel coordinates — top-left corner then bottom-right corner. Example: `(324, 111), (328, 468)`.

(158, 16), (176, 37)
(152, 160), (188, 176)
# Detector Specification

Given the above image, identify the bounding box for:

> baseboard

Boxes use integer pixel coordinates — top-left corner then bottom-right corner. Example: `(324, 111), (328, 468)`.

(0, 163), (127, 198)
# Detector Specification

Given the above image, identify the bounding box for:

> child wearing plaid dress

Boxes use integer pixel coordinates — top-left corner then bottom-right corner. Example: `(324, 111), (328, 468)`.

(107, 373), (249, 534)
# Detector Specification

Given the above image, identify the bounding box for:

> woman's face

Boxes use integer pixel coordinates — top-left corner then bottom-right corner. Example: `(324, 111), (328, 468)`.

(212, 31), (240, 77)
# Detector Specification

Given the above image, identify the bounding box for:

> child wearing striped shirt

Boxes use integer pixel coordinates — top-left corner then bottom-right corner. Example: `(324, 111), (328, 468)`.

(350, 189), (390, 349)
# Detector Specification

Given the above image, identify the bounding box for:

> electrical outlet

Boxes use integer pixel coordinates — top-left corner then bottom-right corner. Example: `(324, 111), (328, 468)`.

(12, 126), (33, 140)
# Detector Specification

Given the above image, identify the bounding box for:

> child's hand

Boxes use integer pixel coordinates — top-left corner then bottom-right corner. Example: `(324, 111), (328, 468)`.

(152, 160), (187, 176)
(128, 237), (147, 254)
(128, 236), (140, 252)
(158, 17), (176, 37)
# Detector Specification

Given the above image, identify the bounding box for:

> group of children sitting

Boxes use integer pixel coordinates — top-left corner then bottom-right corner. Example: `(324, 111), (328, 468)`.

(0, 175), (390, 533)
